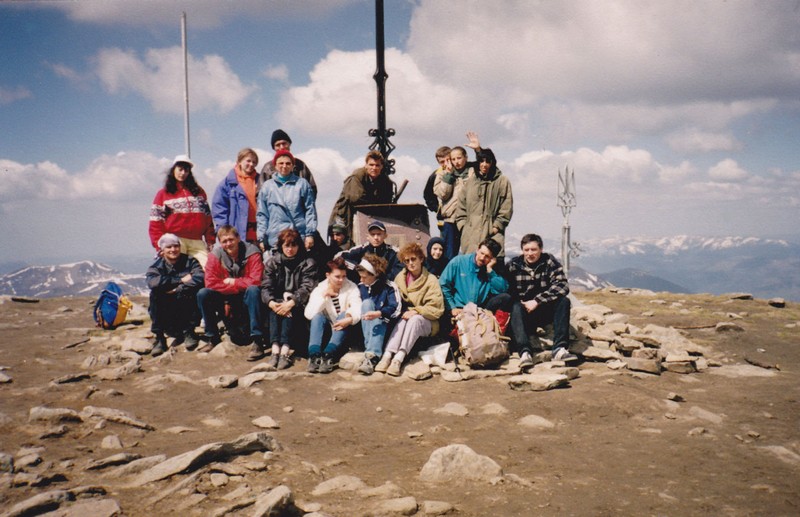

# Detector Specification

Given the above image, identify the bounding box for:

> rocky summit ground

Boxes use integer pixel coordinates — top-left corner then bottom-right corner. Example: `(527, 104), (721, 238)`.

(0, 289), (798, 516)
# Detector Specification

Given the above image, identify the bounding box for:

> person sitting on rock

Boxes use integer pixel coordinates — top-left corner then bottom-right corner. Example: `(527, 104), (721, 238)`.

(304, 257), (362, 374)
(355, 253), (401, 376)
(504, 233), (576, 369)
(261, 228), (318, 370)
(376, 242), (445, 377)
(337, 219), (402, 284)
(439, 238), (509, 321)
(145, 233), (204, 356)
(197, 225), (266, 359)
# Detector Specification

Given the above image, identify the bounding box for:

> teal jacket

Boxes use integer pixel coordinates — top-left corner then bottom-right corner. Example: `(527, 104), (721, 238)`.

(439, 253), (508, 309)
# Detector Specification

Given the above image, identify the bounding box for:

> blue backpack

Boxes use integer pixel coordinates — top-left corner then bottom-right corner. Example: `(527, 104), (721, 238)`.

(93, 281), (132, 329)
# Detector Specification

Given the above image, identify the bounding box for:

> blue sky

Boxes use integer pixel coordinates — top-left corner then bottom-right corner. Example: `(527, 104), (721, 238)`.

(1, 0), (799, 267)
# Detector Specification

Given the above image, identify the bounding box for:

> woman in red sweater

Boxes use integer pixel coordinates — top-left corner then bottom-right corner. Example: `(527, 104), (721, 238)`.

(149, 155), (215, 267)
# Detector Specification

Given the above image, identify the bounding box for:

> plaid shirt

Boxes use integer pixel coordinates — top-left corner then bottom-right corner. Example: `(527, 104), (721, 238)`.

(506, 253), (569, 305)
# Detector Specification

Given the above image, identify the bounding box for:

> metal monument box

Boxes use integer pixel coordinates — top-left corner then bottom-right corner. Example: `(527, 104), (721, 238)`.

(353, 204), (431, 250)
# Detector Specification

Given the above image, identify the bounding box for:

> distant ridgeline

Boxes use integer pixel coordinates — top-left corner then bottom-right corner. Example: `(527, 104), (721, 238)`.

(572, 235), (800, 302)
(0, 261), (147, 298)
(2, 233), (798, 301)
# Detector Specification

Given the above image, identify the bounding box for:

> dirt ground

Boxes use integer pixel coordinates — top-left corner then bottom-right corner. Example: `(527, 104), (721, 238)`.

(1, 290), (799, 516)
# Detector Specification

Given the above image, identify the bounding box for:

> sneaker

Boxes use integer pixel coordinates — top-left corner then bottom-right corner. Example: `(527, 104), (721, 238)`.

(247, 340), (265, 362)
(358, 355), (375, 375)
(518, 351), (535, 370)
(198, 334), (221, 353)
(318, 354), (336, 374)
(151, 336), (168, 357)
(183, 330), (199, 351)
(386, 359), (402, 377)
(277, 354), (292, 370)
(374, 354), (392, 374)
(267, 353), (280, 369)
(552, 347), (578, 363)
(307, 355), (321, 373)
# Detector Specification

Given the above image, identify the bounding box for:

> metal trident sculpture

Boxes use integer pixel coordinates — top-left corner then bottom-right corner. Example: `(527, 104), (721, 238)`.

(368, 0), (396, 178)
(557, 167), (580, 275)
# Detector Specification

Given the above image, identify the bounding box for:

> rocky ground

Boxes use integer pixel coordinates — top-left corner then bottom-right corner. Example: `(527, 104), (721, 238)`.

(0, 289), (798, 516)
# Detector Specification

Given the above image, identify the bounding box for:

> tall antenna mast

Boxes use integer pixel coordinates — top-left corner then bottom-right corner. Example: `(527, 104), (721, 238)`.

(368, 0), (396, 177)
(557, 167), (579, 274)
(181, 12), (191, 157)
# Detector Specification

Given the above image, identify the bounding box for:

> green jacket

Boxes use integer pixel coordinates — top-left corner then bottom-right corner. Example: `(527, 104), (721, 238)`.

(394, 267), (445, 336)
(454, 168), (513, 256)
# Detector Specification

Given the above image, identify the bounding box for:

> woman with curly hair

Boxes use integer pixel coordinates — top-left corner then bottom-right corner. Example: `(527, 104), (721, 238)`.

(149, 155), (215, 267)
(376, 242), (444, 376)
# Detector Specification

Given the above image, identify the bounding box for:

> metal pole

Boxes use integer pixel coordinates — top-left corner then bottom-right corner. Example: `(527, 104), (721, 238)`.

(368, 0), (396, 177)
(181, 12), (191, 157)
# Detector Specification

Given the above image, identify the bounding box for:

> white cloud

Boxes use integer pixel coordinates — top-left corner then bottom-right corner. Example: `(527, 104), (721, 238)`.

(708, 159), (749, 182)
(263, 64), (290, 83)
(0, 152), (168, 203)
(666, 128), (741, 153)
(0, 86), (32, 105)
(95, 46), (256, 114)
(404, 1), (800, 148)
(410, 1), (800, 104)
(277, 49), (469, 144)
(47, 0), (360, 29)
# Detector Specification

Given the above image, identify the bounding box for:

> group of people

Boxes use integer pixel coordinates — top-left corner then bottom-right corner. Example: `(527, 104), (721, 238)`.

(145, 130), (576, 375)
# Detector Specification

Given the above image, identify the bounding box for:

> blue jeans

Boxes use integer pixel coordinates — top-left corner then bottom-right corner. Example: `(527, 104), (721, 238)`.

(441, 221), (461, 261)
(509, 294), (571, 355)
(308, 312), (348, 357)
(198, 285), (264, 338)
(269, 306), (301, 346)
(361, 299), (387, 357)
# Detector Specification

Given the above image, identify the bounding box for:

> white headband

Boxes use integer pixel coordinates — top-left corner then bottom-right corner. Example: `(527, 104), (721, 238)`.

(358, 258), (376, 275)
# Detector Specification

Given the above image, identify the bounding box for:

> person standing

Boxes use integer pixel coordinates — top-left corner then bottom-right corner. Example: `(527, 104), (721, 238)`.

(454, 147), (513, 266)
(256, 150), (317, 252)
(148, 155), (215, 267)
(328, 150), (394, 240)
(211, 148), (262, 244)
(260, 129), (317, 197)
(434, 132), (482, 260)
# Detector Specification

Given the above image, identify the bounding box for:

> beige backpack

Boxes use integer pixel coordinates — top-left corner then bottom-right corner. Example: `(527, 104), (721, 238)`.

(455, 303), (509, 368)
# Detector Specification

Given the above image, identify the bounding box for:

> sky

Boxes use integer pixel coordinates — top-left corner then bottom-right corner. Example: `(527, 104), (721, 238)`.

(1, 0), (799, 267)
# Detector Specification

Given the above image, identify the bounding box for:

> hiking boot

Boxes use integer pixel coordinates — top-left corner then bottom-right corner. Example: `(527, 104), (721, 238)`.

(151, 336), (168, 357)
(247, 338), (266, 362)
(518, 351), (535, 370)
(386, 359), (402, 377)
(358, 354), (376, 375)
(552, 347), (578, 363)
(197, 334), (221, 353)
(267, 353), (280, 369)
(374, 354), (392, 374)
(307, 355), (321, 373)
(277, 354), (292, 370)
(318, 354), (336, 374)
(183, 330), (199, 351)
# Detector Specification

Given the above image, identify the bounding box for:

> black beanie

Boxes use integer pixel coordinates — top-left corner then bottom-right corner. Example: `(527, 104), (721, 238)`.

(271, 129), (292, 149)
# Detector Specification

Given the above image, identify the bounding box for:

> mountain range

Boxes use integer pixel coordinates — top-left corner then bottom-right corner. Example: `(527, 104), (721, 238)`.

(1, 235), (796, 301)
(0, 261), (147, 298)
(572, 235), (799, 301)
